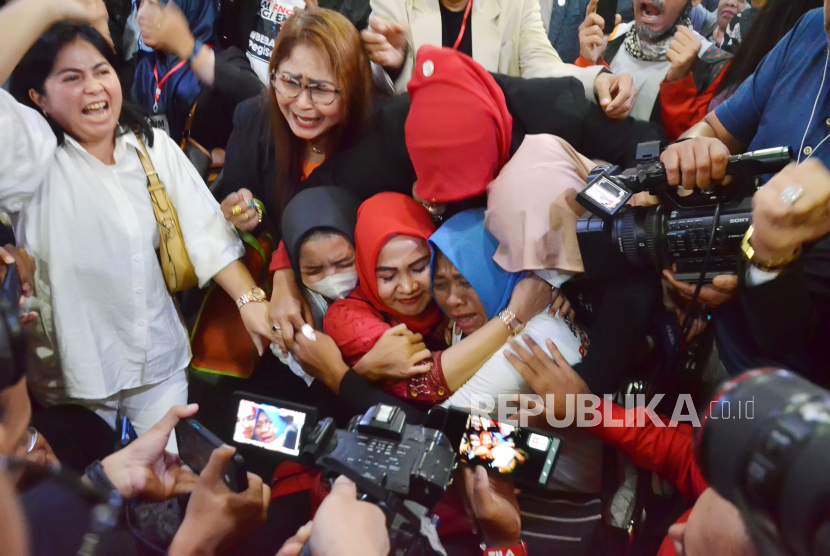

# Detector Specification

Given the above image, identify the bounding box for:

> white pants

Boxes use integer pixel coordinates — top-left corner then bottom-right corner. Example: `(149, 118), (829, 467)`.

(75, 370), (189, 452)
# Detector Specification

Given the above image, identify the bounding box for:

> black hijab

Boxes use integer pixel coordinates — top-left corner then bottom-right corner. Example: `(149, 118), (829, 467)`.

(281, 186), (362, 283)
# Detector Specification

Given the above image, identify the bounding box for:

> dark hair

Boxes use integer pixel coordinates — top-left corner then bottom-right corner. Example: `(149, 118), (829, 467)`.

(716, 0), (823, 95)
(268, 8), (373, 212)
(9, 21), (154, 147)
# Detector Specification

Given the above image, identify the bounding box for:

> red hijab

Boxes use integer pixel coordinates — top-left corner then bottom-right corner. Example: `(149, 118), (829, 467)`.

(352, 192), (441, 335)
(406, 45), (513, 204)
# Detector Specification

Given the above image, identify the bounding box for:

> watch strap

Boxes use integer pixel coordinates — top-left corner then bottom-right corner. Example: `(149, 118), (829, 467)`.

(482, 541), (527, 556)
(85, 460), (118, 495)
(741, 225), (801, 271)
(499, 309), (524, 335)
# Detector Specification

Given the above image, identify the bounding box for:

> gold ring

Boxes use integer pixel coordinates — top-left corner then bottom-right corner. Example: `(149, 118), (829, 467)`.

(244, 212), (250, 221)
(232, 205), (242, 216)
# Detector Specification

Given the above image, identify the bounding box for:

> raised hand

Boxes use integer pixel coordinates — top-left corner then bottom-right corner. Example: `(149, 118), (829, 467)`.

(220, 189), (260, 232)
(361, 16), (408, 70)
(666, 26), (702, 83)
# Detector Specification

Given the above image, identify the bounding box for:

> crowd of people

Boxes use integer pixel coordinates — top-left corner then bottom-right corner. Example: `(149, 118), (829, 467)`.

(0, 0), (829, 554)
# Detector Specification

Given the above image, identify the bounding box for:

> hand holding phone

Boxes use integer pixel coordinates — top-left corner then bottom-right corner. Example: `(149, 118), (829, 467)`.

(176, 419), (248, 492)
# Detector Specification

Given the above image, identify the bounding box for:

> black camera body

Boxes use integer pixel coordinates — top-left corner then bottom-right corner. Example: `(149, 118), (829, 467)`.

(301, 404), (457, 555)
(698, 369), (830, 556)
(575, 142), (792, 282)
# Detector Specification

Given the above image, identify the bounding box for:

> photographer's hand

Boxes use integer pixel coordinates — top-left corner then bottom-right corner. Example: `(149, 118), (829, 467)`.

(663, 270), (738, 308)
(660, 136), (731, 191)
(750, 159), (830, 262)
(504, 336), (590, 420)
(98, 404), (199, 501)
(460, 466), (521, 548)
(309, 476), (389, 556)
(169, 446), (270, 556)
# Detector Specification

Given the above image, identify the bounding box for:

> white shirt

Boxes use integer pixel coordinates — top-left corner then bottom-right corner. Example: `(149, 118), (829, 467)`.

(0, 89), (244, 399)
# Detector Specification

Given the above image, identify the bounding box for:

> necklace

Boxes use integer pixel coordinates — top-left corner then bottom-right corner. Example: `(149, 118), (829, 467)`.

(798, 47), (830, 165)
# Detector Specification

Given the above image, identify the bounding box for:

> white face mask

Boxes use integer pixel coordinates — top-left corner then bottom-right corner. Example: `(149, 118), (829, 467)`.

(306, 271), (358, 301)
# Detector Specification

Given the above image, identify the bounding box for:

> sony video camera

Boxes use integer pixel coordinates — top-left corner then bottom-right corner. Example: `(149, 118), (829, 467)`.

(231, 393), (456, 556)
(697, 369), (830, 556)
(575, 142), (792, 282)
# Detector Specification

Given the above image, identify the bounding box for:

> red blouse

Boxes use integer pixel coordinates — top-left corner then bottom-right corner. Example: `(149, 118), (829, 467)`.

(323, 295), (451, 405)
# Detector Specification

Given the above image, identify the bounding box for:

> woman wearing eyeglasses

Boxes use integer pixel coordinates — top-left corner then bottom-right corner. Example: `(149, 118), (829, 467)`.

(219, 8), (372, 235)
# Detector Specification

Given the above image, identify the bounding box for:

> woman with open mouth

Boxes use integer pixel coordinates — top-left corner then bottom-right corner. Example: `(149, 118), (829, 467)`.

(0, 0), (276, 449)
(323, 192), (553, 407)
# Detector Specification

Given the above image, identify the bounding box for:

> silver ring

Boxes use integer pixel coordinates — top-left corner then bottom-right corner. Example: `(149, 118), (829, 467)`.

(271, 325), (281, 333)
(779, 184), (804, 206)
(26, 427), (38, 453)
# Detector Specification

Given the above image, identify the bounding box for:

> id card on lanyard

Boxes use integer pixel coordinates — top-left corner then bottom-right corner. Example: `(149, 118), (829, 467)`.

(150, 59), (187, 136)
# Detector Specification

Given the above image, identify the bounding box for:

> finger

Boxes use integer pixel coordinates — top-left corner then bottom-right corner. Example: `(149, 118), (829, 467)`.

(595, 74), (611, 107)
(678, 142), (698, 191)
(522, 335), (555, 367)
(472, 465), (496, 517)
(545, 338), (568, 368)
(409, 341), (427, 354)
(615, 13), (621, 26)
(149, 404), (200, 438)
(360, 31), (386, 45)
(585, 0), (598, 17)
(712, 274), (739, 291)
(404, 361), (433, 377)
(694, 138), (713, 188)
(561, 300), (572, 318)
(504, 348), (535, 381)
(250, 332), (266, 357)
(200, 445), (237, 488)
(662, 148), (681, 187)
(0, 247), (13, 265)
(330, 475), (358, 499)
(506, 336), (536, 367)
(408, 332), (424, 344)
(709, 142), (730, 183)
(407, 349), (432, 366)
(386, 323), (410, 336)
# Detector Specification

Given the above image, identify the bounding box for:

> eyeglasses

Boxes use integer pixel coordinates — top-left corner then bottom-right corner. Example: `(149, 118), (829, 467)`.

(271, 73), (341, 106)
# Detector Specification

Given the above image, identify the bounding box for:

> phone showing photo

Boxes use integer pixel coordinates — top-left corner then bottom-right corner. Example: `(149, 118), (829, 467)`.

(231, 392), (317, 460)
(450, 410), (561, 488)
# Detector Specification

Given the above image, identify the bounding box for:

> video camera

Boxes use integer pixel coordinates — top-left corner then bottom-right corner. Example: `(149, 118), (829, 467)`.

(232, 393), (457, 556)
(575, 142), (792, 283)
(698, 369), (830, 556)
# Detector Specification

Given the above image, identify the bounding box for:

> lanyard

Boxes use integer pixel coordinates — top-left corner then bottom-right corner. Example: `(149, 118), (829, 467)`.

(452, 0), (473, 51)
(152, 60), (187, 113)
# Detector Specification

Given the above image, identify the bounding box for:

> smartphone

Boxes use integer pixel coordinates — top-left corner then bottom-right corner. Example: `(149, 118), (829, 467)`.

(1, 262), (20, 310)
(117, 416), (138, 450)
(175, 419), (248, 493)
(446, 409), (562, 489)
(231, 391), (317, 461)
(595, 0), (618, 33)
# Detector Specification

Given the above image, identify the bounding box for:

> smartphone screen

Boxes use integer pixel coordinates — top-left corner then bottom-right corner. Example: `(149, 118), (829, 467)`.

(457, 414), (561, 486)
(233, 397), (307, 457)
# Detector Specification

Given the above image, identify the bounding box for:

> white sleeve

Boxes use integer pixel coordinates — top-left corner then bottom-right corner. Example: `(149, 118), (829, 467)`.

(745, 264), (781, 286)
(152, 130), (244, 286)
(369, 0), (416, 94)
(517, 0), (603, 104)
(0, 88), (57, 214)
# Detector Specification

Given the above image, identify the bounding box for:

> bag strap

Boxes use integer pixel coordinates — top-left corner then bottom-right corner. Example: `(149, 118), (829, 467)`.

(134, 132), (173, 214)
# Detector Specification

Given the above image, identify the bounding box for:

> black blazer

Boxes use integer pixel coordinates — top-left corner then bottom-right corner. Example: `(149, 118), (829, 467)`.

(223, 73), (665, 226)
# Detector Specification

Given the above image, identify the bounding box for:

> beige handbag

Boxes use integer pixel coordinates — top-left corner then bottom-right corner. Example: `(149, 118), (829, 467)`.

(134, 132), (199, 292)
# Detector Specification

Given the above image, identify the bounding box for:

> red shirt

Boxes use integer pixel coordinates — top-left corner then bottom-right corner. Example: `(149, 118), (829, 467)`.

(590, 399), (708, 555)
(323, 294), (451, 405)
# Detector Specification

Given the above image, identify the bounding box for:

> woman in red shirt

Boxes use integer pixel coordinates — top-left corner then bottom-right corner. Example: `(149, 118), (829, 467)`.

(323, 192), (553, 406)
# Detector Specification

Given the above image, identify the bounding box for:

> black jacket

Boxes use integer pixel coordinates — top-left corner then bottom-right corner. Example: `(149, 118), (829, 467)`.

(223, 73), (664, 226)
(714, 233), (830, 383)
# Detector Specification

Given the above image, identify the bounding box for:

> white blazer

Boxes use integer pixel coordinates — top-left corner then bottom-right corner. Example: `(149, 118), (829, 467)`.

(370, 0), (602, 99)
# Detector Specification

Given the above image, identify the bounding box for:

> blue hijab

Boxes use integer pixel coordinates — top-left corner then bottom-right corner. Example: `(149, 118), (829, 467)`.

(429, 208), (523, 320)
(131, 0), (217, 141)
(253, 407), (286, 442)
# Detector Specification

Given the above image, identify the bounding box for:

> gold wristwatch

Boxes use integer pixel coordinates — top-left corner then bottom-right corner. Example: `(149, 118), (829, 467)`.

(237, 286), (267, 308)
(499, 308), (524, 335)
(741, 225), (801, 272)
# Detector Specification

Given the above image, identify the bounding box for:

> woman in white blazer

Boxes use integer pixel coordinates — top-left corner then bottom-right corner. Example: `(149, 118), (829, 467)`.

(363, 0), (637, 118)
